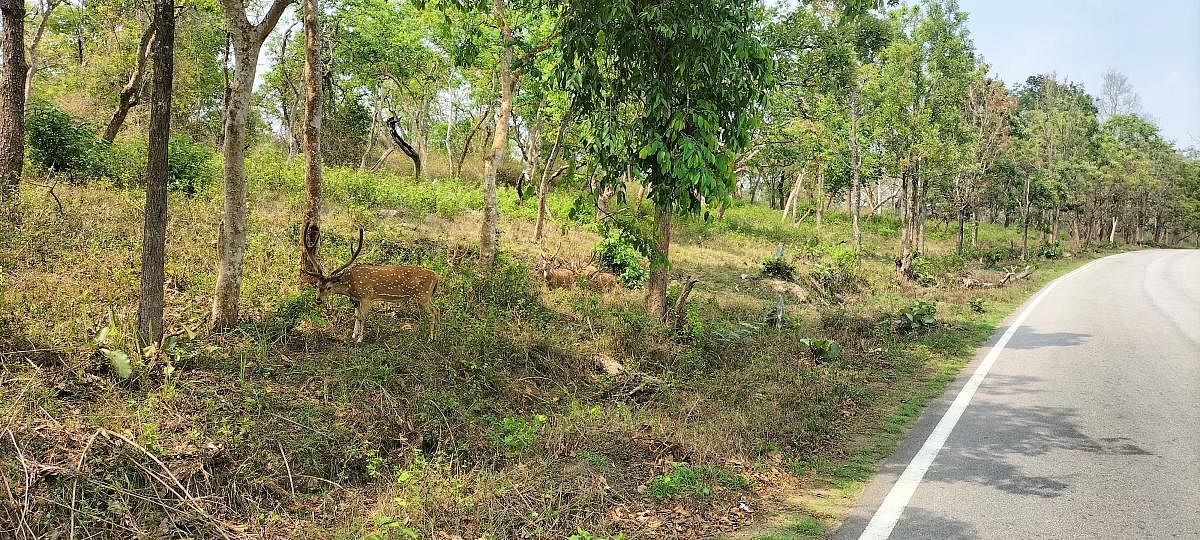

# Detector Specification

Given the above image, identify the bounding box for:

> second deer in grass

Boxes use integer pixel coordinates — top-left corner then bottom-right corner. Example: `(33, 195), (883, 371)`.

(304, 228), (440, 342)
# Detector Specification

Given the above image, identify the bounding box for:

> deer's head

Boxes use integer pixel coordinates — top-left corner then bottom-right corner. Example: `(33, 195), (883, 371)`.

(303, 227), (365, 304)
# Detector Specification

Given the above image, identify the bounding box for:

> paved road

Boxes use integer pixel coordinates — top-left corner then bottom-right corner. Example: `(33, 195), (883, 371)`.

(836, 249), (1200, 540)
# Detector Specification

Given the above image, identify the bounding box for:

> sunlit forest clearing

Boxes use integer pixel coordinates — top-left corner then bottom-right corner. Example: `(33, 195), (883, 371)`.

(1, 0), (1197, 538)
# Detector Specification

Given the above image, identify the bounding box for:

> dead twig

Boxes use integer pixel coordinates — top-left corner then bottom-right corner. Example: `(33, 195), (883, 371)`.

(26, 179), (64, 218)
(278, 441), (295, 497)
(6, 429), (34, 540)
(70, 429), (101, 538)
(100, 428), (235, 540)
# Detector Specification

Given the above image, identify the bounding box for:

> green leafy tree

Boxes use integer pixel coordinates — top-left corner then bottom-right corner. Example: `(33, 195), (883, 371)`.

(560, 0), (772, 320)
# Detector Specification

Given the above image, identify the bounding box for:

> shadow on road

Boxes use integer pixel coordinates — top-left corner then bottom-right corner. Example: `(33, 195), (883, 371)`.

(1000, 328), (1091, 350)
(889, 507), (980, 539)
(924, 373), (1154, 499)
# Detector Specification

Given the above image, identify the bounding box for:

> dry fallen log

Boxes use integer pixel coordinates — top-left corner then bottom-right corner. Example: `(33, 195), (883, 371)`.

(997, 265), (1033, 287)
(594, 354), (664, 400)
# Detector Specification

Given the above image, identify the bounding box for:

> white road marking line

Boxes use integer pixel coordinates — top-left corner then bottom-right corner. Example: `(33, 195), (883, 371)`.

(858, 257), (1107, 540)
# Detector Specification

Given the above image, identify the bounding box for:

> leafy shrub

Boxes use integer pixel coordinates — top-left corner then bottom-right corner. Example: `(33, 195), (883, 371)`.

(25, 101), (107, 182)
(492, 414), (547, 455)
(970, 298), (986, 313)
(910, 255), (937, 287)
(811, 244), (859, 294)
(711, 321), (762, 343)
(594, 231), (649, 288)
(912, 252), (968, 287)
(899, 300), (937, 332)
(165, 137), (218, 195)
(1037, 241), (1064, 259)
(970, 243), (1018, 268)
(759, 255), (796, 281)
(799, 338), (841, 363)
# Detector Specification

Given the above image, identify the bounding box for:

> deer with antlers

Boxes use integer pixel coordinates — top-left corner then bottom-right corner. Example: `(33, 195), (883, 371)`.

(303, 228), (440, 342)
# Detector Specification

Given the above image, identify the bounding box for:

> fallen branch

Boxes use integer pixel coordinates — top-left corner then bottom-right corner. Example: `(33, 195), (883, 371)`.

(27, 180), (64, 218)
(70, 429), (101, 536)
(593, 354), (665, 400)
(996, 265), (1032, 287)
(101, 428), (235, 540)
(5, 429), (34, 540)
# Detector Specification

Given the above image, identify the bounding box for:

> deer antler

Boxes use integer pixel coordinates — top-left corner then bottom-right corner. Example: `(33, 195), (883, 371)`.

(301, 225), (326, 279)
(328, 228), (365, 279)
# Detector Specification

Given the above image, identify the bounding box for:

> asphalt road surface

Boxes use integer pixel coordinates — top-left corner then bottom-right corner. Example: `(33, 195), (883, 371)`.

(836, 249), (1200, 540)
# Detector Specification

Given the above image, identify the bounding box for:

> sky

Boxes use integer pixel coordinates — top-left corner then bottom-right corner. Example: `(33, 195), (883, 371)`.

(957, 0), (1200, 149)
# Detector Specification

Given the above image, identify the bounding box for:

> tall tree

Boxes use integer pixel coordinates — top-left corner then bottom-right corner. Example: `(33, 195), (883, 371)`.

(137, 0), (176, 345)
(957, 75), (1013, 251)
(299, 0), (322, 280)
(0, 0), (26, 202)
(478, 0), (514, 269)
(1097, 69), (1142, 122)
(103, 24), (156, 143)
(211, 0), (293, 329)
(23, 0), (63, 102)
(561, 0), (771, 320)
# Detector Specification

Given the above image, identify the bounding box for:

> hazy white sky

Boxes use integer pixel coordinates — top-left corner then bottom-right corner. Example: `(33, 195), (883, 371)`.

(958, 0), (1200, 149)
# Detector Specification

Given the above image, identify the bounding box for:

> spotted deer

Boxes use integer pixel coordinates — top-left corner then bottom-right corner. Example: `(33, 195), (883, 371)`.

(303, 228), (440, 342)
(538, 252), (578, 290)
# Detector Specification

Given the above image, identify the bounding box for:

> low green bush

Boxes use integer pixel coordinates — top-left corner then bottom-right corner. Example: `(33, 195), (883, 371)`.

(811, 244), (860, 294)
(799, 338), (841, 363)
(1037, 241), (1064, 259)
(106, 137), (218, 195)
(899, 300), (937, 332)
(492, 414), (547, 456)
(968, 242), (1018, 268)
(25, 101), (107, 182)
(759, 255), (796, 281)
(594, 231), (649, 288)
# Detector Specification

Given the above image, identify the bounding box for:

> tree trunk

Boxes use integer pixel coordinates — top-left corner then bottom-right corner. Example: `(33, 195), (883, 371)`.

(212, 63), (256, 329)
(516, 100), (544, 200)
(815, 170), (824, 226)
(137, 0), (174, 346)
(211, 0), (291, 330)
(533, 107), (571, 241)
(647, 206), (672, 322)
(956, 205), (966, 254)
(358, 91), (379, 170)
(386, 116), (422, 178)
(845, 88), (860, 243)
(22, 0), (59, 103)
(0, 0), (27, 201)
(1072, 215), (1081, 251)
(299, 0), (322, 283)
(444, 105), (455, 178)
(457, 104), (491, 178)
(103, 24), (156, 143)
(972, 208), (979, 247)
(479, 0), (513, 270)
(916, 170), (927, 255)
(1108, 215), (1118, 244)
(1020, 173), (1032, 260)
(416, 108), (429, 179)
(897, 168), (915, 278)
(781, 170), (803, 224)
